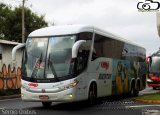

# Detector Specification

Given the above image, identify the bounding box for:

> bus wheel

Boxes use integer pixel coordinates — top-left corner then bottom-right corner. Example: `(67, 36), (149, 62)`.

(88, 83), (97, 105)
(42, 102), (52, 107)
(134, 88), (139, 97)
(134, 82), (140, 97)
(130, 84), (135, 97)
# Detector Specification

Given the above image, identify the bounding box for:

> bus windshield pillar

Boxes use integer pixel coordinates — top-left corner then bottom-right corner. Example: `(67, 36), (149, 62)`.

(12, 43), (25, 68)
(72, 40), (86, 58)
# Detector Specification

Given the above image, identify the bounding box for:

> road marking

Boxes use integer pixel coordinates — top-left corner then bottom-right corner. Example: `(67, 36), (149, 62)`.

(0, 98), (20, 102)
(142, 110), (160, 114)
(125, 104), (160, 108)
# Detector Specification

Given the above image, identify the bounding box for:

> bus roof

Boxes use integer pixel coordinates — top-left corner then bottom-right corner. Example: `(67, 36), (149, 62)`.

(29, 24), (94, 37)
(28, 24), (145, 49)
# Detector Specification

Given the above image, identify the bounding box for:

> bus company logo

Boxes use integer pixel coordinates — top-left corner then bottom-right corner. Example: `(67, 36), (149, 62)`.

(137, 0), (160, 12)
(101, 62), (109, 70)
(122, 48), (128, 55)
(28, 83), (38, 87)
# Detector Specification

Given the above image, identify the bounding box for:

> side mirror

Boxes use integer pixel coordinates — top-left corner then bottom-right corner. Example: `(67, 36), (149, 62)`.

(12, 43), (25, 68)
(72, 40), (86, 58)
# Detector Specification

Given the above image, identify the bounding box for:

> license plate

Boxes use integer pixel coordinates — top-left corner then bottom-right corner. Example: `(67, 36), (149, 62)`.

(39, 95), (49, 100)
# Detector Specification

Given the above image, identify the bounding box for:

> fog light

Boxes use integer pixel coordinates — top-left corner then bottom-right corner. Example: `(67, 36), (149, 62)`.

(21, 93), (24, 97)
(67, 94), (73, 98)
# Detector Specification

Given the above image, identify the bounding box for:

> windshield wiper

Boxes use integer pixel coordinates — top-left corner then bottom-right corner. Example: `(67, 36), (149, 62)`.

(48, 54), (59, 81)
(31, 53), (43, 78)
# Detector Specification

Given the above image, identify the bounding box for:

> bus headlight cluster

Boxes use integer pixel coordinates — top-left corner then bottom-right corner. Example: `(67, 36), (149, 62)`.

(66, 80), (79, 89)
(147, 79), (153, 82)
(21, 85), (26, 89)
(21, 85), (30, 90)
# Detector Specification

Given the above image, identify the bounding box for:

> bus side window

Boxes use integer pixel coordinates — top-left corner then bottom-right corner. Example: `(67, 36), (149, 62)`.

(84, 50), (89, 66)
(77, 51), (83, 72)
(76, 50), (89, 74)
(92, 52), (98, 61)
(148, 57), (152, 72)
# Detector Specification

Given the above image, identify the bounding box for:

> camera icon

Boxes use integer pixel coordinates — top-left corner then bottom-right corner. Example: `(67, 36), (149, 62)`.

(137, 0), (160, 10)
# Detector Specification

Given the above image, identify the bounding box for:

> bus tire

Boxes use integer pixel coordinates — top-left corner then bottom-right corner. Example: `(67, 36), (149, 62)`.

(130, 83), (136, 97)
(135, 81), (140, 97)
(134, 89), (139, 97)
(42, 102), (52, 107)
(88, 83), (97, 105)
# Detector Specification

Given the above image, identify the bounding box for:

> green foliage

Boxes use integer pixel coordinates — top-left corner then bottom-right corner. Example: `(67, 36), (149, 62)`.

(136, 92), (160, 100)
(0, 3), (48, 42)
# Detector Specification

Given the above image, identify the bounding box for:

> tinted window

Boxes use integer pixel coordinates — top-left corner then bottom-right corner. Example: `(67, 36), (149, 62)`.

(94, 34), (124, 59)
(78, 32), (93, 40)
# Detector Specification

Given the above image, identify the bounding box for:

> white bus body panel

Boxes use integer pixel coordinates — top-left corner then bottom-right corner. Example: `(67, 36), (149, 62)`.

(86, 58), (112, 97)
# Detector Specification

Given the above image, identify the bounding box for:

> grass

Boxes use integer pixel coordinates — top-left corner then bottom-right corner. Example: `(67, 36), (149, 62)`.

(136, 92), (160, 100)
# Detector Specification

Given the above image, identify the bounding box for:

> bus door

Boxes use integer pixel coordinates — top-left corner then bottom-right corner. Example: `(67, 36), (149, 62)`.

(76, 50), (89, 97)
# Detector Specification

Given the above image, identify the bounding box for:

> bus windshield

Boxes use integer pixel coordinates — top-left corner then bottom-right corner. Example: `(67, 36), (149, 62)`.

(150, 56), (160, 74)
(22, 35), (76, 82)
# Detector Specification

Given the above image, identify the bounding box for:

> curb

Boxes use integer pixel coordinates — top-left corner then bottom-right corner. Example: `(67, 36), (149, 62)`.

(0, 94), (21, 100)
(133, 98), (160, 103)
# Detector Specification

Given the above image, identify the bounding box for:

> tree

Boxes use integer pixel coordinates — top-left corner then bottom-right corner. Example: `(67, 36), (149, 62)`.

(0, 3), (12, 39)
(0, 3), (48, 42)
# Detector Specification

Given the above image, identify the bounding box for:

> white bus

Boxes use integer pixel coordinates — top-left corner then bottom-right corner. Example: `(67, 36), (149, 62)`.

(12, 25), (146, 107)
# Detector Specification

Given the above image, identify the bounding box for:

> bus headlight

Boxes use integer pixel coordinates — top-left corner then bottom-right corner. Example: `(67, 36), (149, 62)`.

(66, 80), (79, 89)
(147, 79), (153, 82)
(21, 85), (30, 90)
(21, 85), (26, 89)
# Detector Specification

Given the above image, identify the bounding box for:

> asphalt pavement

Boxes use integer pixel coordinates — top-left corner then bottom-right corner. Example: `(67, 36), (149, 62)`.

(0, 87), (159, 115)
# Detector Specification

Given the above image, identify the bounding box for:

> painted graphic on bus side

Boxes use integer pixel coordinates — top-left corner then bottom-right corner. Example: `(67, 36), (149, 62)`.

(112, 60), (130, 95)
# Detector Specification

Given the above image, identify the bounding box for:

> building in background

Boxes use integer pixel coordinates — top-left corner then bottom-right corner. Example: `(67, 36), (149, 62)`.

(0, 40), (23, 90)
(0, 40), (22, 69)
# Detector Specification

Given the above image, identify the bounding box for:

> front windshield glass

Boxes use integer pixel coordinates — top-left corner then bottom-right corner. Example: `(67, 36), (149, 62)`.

(150, 56), (160, 74)
(23, 38), (48, 79)
(22, 35), (76, 81)
(46, 36), (76, 78)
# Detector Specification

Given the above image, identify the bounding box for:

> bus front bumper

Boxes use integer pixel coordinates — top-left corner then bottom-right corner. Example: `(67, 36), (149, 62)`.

(147, 83), (160, 87)
(147, 79), (160, 87)
(21, 88), (76, 102)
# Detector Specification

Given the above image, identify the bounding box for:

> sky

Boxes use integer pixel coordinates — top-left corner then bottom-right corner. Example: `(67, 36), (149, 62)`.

(1, 0), (160, 55)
